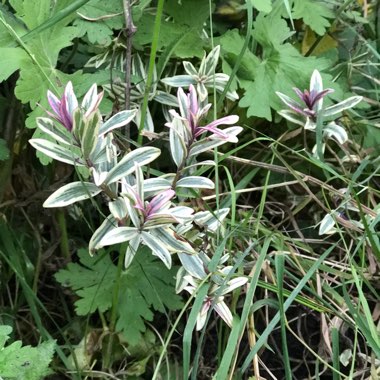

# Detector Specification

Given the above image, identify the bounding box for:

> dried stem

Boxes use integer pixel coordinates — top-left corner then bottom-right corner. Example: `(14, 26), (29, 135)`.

(123, 0), (137, 147)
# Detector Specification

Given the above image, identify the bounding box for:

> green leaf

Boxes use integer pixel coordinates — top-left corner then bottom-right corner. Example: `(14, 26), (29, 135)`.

(74, 0), (124, 45)
(251, 0), (272, 13)
(0, 325), (55, 380)
(43, 181), (102, 208)
(134, 13), (205, 58)
(291, 0), (334, 36)
(55, 248), (182, 345)
(0, 48), (28, 81)
(164, 0), (213, 28)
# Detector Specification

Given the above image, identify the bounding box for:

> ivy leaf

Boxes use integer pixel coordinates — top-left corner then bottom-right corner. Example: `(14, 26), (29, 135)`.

(0, 325), (55, 380)
(291, 0), (334, 36)
(55, 248), (182, 345)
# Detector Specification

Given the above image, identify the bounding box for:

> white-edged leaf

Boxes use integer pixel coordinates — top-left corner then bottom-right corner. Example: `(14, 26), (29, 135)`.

(183, 61), (198, 76)
(183, 160), (216, 170)
(82, 110), (101, 159)
(176, 176), (215, 189)
(324, 122), (348, 144)
(220, 277), (248, 295)
(196, 304), (209, 331)
(109, 197), (128, 220)
(175, 267), (188, 293)
(170, 124), (187, 167)
(161, 75), (196, 87)
(99, 227), (139, 247)
(323, 96), (363, 117)
(178, 253), (207, 280)
(89, 215), (118, 253)
(214, 301), (233, 327)
(304, 117), (316, 130)
(36, 117), (72, 145)
(197, 82), (208, 101)
(167, 206), (194, 224)
(194, 208), (230, 232)
(276, 92), (302, 112)
(154, 91), (178, 107)
(43, 182), (101, 208)
(189, 127), (242, 156)
(125, 234), (141, 268)
(143, 213), (179, 229)
(318, 213), (337, 235)
(99, 109), (137, 136)
(151, 227), (195, 254)
(278, 110), (305, 127)
(201, 45), (220, 77)
(105, 147), (161, 185)
(29, 139), (84, 166)
(142, 178), (172, 195)
(135, 105), (154, 132)
(81, 83), (98, 112)
(141, 231), (172, 269)
(124, 195), (142, 228)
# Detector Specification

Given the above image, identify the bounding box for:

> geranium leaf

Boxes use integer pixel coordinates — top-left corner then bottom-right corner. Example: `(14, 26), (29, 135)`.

(55, 248), (182, 345)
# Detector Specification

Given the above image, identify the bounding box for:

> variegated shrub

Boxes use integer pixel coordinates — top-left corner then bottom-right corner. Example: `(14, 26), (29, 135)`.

(30, 49), (247, 329)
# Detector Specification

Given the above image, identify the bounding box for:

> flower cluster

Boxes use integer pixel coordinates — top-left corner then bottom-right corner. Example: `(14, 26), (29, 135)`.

(162, 45), (238, 101)
(47, 82), (103, 132)
(276, 70), (362, 149)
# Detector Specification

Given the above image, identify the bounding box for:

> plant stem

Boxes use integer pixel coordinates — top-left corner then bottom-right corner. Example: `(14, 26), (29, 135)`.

(137, 0), (165, 144)
(57, 209), (70, 260)
(123, 0), (137, 145)
(103, 249), (125, 369)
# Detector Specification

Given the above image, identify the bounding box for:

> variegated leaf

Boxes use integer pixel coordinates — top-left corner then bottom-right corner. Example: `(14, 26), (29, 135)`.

(105, 147), (161, 185)
(141, 231), (172, 269)
(36, 117), (72, 145)
(99, 109), (137, 136)
(29, 139), (84, 166)
(176, 176), (215, 189)
(43, 182), (101, 208)
(99, 227), (139, 247)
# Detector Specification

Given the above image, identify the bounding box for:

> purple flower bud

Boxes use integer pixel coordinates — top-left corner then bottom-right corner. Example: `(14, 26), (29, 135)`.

(47, 82), (78, 131)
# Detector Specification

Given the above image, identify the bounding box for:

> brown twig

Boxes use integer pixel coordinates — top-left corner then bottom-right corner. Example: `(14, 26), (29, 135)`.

(123, 0), (137, 147)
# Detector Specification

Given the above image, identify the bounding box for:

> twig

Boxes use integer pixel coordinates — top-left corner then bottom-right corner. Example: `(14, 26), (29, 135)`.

(123, 0), (137, 146)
